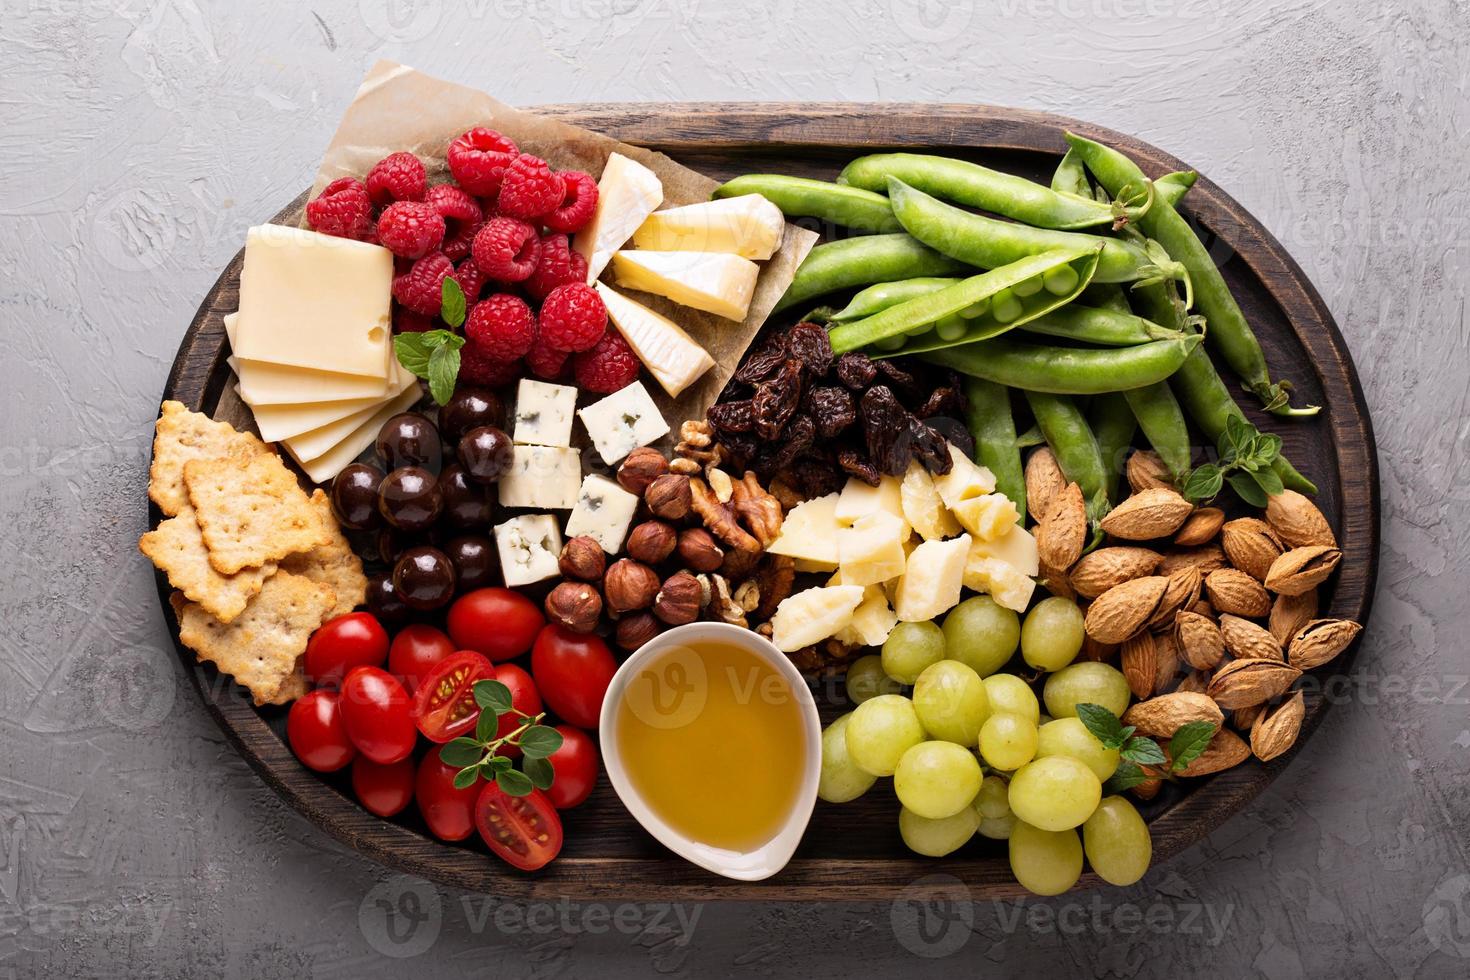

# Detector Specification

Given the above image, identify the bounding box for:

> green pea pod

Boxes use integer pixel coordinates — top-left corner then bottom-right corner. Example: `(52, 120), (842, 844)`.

(1051, 148), (1091, 198)
(828, 245), (1100, 355)
(1064, 133), (1315, 416)
(840, 153), (1151, 230)
(829, 277), (959, 322)
(1026, 391), (1110, 522)
(922, 333), (1202, 395)
(1089, 392), (1139, 504)
(887, 178), (1174, 285)
(1021, 304), (1181, 347)
(775, 234), (968, 313)
(1122, 382), (1192, 480)
(963, 379), (1027, 524)
(1082, 282), (1132, 314)
(713, 174), (903, 234)
(1156, 171), (1197, 208)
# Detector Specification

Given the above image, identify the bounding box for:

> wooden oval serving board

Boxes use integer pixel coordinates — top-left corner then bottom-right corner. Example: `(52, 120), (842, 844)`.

(157, 104), (1378, 900)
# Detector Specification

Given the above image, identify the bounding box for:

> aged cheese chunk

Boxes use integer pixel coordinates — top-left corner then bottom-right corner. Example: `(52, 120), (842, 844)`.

(497, 445), (581, 510)
(835, 475), (909, 536)
(594, 283), (715, 397)
(630, 195), (785, 260)
(966, 522), (1039, 577)
(932, 444), (997, 511)
(835, 585), (900, 648)
(576, 380), (670, 465)
(609, 250), (759, 321)
(837, 511), (908, 587)
(894, 534), (972, 623)
(564, 475), (640, 554)
(574, 152), (663, 282)
(951, 493), (1020, 542)
(512, 379), (578, 448)
(494, 514), (564, 587)
(766, 492), (841, 566)
(963, 557), (1036, 613)
(770, 585), (866, 653)
(901, 461), (962, 541)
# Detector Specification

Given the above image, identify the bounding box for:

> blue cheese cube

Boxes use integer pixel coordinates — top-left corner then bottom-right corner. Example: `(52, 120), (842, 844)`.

(576, 381), (670, 465)
(512, 379), (578, 448)
(497, 445), (581, 509)
(565, 475), (640, 553)
(494, 514), (564, 587)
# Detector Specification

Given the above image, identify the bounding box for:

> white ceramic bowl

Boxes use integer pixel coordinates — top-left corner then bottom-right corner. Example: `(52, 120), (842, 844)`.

(597, 622), (821, 881)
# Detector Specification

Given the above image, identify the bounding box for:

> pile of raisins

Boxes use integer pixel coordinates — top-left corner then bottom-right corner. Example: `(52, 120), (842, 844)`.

(707, 322), (973, 496)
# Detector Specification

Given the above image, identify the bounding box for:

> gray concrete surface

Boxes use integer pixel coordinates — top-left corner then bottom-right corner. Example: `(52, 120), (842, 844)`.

(3, 0), (1468, 976)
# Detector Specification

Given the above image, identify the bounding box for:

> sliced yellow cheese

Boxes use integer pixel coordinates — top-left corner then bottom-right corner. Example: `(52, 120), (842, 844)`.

(967, 522), (1039, 577)
(894, 534), (971, 623)
(630, 195), (785, 260)
(901, 461), (962, 541)
(283, 382), (423, 484)
(281, 362), (419, 461)
(766, 492), (840, 566)
(837, 511), (908, 587)
(770, 585), (865, 652)
(226, 313), (391, 404)
(594, 283), (715, 397)
(932, 443), (997, 511)
(574, 152), (663, 282)
(835, 474), (909, 536)
(610, 250), (759, 322)
(836, 585), (900, 648)
(952, 493), (1020, 542)
(964, 557), (1037, 613)
(250, 360), (416, 443)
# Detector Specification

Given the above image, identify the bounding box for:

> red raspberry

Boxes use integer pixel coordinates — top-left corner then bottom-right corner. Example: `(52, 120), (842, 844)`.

(426, 184), (481, 224)
(447, 128), (519, 196)
(365, 152), (427, 205)
(538, 283), (607, 353)
(496, 155), (564, 221)
(524, 338), (570, 380)
(442, 220), (480, 262)
(451, 257), (487, 305)
(391, 252), (453, 316)
(471, 217), (540, 282)
(459, 345), (522, 387)
(543, 170), (599, 234)
(465, 294), (537, 361)
(377, 201), (446, 259)
(393, 308), (435, 334)
(573, 329), (640, 394)
(524, 233), (582, 302)
(306, 177), (373, 240)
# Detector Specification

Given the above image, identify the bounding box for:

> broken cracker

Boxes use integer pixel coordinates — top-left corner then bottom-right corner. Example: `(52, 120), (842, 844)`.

(140, 503), (276, 622)
(185, 452), (329, 575)
(149, 400), (270, 517)
(263, 657), (309, 706)
(175, 571), (337, 705)
(279, 490), (368, 619)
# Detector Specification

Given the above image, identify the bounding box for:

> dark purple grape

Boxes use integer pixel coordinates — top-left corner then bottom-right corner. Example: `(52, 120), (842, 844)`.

(375, 412), (442, 472)
(443, 535), (497, 591)
(439, 388), (504, 445)
(377, 466), (442, 531)
(457, 426), (513, 484)
(439, 463), (492, 528)
(330, 463), (384, 530)
(392, 546), (457, 610)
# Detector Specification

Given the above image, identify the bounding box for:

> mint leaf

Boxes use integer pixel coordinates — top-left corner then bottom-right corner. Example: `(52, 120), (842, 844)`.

(394, 329), (461, 378)
(487, 755), (513, 774)
(1120, 734), (1167, 766)
(474, 679), (513, 715)
(1075, 702), (1129, 750)
(452, 767), (481, 790)
(1220, 415), (1254, 461)
(1169, 720), (1219, 773)
(1181, 464), (1223, 503)
(440, 276), (467, 329)
(523, 756), (554, 791)
(1102, 760), (1151, 794)
(518, 725), (564, 760)
(427, 342), (460, 406)
(1228, 470), (1269, 508)
(440, 738), (482, 768)
(496, 768), (534, 797)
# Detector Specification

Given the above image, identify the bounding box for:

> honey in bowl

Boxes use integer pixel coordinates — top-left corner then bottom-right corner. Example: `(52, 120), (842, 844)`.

(613, 638), (808, 854)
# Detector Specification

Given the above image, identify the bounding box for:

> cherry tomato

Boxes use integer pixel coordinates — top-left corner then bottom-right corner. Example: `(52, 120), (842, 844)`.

(530, 625), (617, 729)
(544, 725), (598, 809)
(389, 624), (456, 693)
(351, 755), (415, 817)
(415, 754), (478, 842)
(491, 663), (543, 760)
(447, 588), (544, 662)
(286, 690), (356, 772)
(340, 666), (416, 764)
(412, 651), (494, 743)
(305, 612), (389, 686)
(474, 783), (563, 871)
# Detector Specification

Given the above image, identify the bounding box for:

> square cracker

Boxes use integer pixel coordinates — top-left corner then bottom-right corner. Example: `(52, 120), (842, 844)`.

(279, 490), (368, 620)
(140, 503), (276, 622)
(185, 452), (330, 575)
(174, 572), (337, 705)
(149, 401), (270, 517)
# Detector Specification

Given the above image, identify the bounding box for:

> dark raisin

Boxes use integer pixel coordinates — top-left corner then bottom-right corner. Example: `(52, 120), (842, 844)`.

(925, 417), (975, 460)
(837, 450), (881, 487)
(875, 358), (924, 404)
(806, 386), (856, 439)
(717, 375), (752, 403)
(917, 385), (964, 421)
(785, 456), (844, 498)
(752, 359), (803, 441)
(860, 386), (912, 476)
(910, 420), (954, 475)
(835, 352), (877, 390)
(707, 399), (755, 435)
(734, 334), (790, 384)
(717, 432), (759, 472)
(787, 321), (834, 376)
(763, 414), (815, 474)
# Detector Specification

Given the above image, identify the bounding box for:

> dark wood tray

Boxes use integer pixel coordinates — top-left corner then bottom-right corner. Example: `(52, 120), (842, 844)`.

(157, 104), (1378, 900)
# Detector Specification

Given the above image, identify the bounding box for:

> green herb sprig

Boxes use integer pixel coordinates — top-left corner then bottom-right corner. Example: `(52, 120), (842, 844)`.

(438, 679), (564, 796)
(1076, 702), (1220, 794)
(1180, 415), (1284, 507)
(393, 278), (467, 406)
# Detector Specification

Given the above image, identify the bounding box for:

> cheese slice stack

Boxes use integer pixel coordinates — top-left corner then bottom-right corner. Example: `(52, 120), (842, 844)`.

(225, 225), (420, 483)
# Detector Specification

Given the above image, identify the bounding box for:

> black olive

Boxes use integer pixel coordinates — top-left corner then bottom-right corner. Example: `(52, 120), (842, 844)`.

(377, 466), (443, 531)
(458, 426), (514, 484)
(392, 546), (457, 610)
(439, 387), (505, 445)
(375, 412), (443, 472)
(330, 463), (385, 530)
(438, 463), (493, 529)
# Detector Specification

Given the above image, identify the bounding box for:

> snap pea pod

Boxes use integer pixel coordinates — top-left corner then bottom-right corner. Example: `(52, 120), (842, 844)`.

(923, 333), (1202, 395)
(774, 234), (968, 313)
(828, 246), (1101, 355)
(1065, 132), (1315, 416)
(829, 277), (958, 322)
(888, 178), (1175, 284)
(1122, 383), (1192, 480)
(1156, 170), (1197, 208)
(963, 379), (1027, 524)
(1026, 391), (1110, 520)
(1089, 392), (1139, 504)
(1021, 304), (1180, 347)
(712, 174), (903, 233)
(1051, 148), (1091, 197)
(1082, 282), (1132, 314)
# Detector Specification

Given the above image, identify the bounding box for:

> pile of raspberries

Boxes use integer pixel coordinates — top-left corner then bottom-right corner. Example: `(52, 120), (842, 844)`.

(305, 128), (637, 393)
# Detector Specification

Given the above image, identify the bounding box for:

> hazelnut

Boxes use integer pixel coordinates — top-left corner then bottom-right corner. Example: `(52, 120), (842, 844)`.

(627, 520), (677, 564)
(616, 612), (662, 651)
(603, 559), (660, 614)
(653, 570), (702, 626)
(558, 535), (606, 582)
(645, 474), (692, 521)
(616, 447), (668, 495)
(545, 581), (602, 634)
(676, 528), (725, 572)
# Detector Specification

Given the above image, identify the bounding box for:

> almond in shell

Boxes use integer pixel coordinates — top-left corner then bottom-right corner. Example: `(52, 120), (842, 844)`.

(1233, 702), (1266, 731)
(1083, 575), (1169, 644)
(1036, 481), (1087, 571)
(1250, 691), (1306, 762)
(1121, 632), (1157, 699)
(1206, 658), (1302, 709)
(1287, 618), (1363, 670)
(1204, 567), (1272, 618)
(1099, 487), (1194, 541)
(1153, 629), (1182, 692)
(1219, 613), (1284, 661)
(1122, 691), (1225, 738)
(1025, 447), (1066, 524)
(1265, 489), (1337, 549)
(1220, 517), (1284, 581)
(1175, 610), (1225, 670)
(1176, 669), (1211, 695)
(1080, 635), (1118, 663)
(1126, 450), (1174, 493)
(1265, 546), (1342, 596)
(1070, 546), (1162, 599)
(1189, 598), (1215, 618)
(1269, 589), (1318, 646)
(1158, 544), (1228, 577)
(1174, 507), (1224, 546)
(1130, 777), (1163, 801)
(1039, 558), (1077, 600)
(1148, 565), (1203, 630)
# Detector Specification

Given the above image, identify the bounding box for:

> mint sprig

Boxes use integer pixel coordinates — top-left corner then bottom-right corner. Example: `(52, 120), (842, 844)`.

(439, 679), (564, 796)
(392, 278), (468, 406)
(1167, 720), (1219, 773)
(1075, 702), (1165, 766)
(1180, 415), (1284, 507)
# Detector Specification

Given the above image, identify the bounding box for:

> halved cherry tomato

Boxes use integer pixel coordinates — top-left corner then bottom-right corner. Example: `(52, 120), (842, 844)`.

(491, 663), (542, 760)
(340, 666), (416, 764)
(475, 783), (563, 871)
(412, 651), (494, 743)
(545, 725), (598, 809)
(447, 588), (544, 661)
(389, 624), (456, 693)
(351, 755), (415, 817)
(415, 754), (478, 842)
(530, 625), (617, 729)
(286, 690), (355, 772)
(305, 612), (389, 686)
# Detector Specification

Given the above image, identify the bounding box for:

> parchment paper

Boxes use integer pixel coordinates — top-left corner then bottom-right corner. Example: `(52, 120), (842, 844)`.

(308, 60), (817, 430)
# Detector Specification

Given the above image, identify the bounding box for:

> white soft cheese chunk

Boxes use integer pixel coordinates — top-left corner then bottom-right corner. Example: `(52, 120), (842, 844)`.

(894, 534), (972, 623)
(576, 380), (670, 465)
(564, 475), (640, 554)
(765, 492), (841, 566)
(609, 250), (759, 322)
(630, 195), (785, 260)
(770, 585), (866, 653)
(494, 515), (564, 587)
(574, 152), (663, 282)
(512, 379), (578, 448)
(496, 445), (581, 510)
(595, 283), (715, 397)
